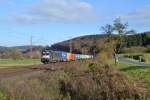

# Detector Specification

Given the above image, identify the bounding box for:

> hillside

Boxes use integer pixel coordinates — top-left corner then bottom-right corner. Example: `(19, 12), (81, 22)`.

(51, 32), (150, 54)
(51, 34), (107, 54)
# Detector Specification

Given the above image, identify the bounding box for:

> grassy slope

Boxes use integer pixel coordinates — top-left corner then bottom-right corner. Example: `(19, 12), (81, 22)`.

(0, 59), (41, 67)
(110, 60), (150, 87)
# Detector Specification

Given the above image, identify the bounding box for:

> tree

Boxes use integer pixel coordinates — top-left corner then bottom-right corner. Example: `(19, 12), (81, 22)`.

(10, 48), (23, 60)
(113, 18), (136, 53)
(101, 24), (114, 42)
(101, 18), (136, 65)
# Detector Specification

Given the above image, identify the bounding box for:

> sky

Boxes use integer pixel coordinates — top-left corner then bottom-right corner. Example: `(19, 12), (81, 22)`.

(0, 0), (150, 46)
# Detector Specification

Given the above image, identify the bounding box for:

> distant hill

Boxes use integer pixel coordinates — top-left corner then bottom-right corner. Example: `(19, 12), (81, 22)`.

(0, 46), (7, 49)
(0, 45), (44, 54)
(11, 45), (44, 53)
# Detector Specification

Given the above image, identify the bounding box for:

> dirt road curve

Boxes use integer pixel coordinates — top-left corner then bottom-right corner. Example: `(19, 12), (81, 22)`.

(0, 62), (68, 79)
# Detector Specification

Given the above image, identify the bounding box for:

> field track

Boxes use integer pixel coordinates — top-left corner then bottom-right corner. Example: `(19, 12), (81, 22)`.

(0, 62), (69, 79)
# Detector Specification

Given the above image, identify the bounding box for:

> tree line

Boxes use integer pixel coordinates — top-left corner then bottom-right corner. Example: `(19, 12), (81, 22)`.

(0, 48), (41, 60)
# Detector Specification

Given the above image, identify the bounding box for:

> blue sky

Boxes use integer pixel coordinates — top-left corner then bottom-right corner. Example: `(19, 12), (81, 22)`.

(0, 0), (150, 46)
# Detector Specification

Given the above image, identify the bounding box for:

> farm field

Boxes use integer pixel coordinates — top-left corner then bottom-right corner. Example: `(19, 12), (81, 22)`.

(0, 59), (41, 67)
(110, 60), (150, 87)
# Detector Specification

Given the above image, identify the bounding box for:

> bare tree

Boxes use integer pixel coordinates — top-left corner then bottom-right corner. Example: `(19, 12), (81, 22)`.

(101, 24), (114, 42)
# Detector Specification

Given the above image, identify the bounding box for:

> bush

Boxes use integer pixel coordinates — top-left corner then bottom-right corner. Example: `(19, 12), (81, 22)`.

(0, 48), (23, 59)
(0, 71), (68, 100)
(10, 48), (23, 60)
(0, 61), (148, 100)
(122, 46), (148, 53)
(146, 45), (150, 52)
(60, 64), (146, 100)
(24, 51), (41, 59)
(96, 51), (112, 63)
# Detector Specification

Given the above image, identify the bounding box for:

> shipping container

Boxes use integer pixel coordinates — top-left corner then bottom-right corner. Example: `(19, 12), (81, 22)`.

(51, 51), (60, 61)
(75, 54), (80, 60)
(61, 52), (67, 61)
(50, 51), (66, 61)
(52, 51), (62, 61)
(71, 53), (75, 60)
(84, 55), (89, 59)
(81, 55), (90, 59)
(67, 53), (76, 61)
(80, 55), (85, 59)
(67, 53), (72, 61)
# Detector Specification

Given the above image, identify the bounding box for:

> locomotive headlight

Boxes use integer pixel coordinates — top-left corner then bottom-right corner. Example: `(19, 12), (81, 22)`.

(42, 55), (50, 59)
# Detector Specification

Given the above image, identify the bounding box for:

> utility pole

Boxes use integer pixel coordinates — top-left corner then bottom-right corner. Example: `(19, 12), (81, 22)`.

(30, 36), (33, 58)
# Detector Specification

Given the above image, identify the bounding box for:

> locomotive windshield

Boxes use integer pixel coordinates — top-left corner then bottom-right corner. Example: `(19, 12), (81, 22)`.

(42, 52), (49, 55)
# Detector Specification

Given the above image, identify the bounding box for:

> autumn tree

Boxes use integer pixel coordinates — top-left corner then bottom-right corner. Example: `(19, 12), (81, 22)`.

(101, 18), (136, 64)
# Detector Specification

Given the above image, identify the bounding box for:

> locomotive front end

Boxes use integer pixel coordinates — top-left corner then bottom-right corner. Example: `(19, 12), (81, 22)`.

(41, 50), (51, 64)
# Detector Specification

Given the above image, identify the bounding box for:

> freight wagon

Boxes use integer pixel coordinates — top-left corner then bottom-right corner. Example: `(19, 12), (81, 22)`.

(41, 50), (93, 64)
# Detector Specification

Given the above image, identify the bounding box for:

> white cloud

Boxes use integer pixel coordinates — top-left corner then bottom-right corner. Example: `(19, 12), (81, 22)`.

(12, 0), (98, 24)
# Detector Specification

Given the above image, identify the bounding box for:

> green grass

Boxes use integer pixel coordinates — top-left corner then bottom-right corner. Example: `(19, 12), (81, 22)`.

(110, 60), (150, 87)
(0, 91), (6, 100)
(0, 59), (41, 67)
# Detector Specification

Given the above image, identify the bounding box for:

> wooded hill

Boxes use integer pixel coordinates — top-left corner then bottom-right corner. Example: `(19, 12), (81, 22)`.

(50, 32), (150, 54)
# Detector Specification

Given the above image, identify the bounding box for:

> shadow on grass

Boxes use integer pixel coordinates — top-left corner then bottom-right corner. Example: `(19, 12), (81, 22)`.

(120, 66), (150, 72)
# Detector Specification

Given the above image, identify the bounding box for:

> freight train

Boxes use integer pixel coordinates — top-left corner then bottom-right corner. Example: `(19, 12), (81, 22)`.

(41, 50), (93, 64)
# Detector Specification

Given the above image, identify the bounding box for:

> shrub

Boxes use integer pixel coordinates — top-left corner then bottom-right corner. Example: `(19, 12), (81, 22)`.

(122, 46), (148, 53)
(0, 71), (68, 100)
(24, 51), (41, 59)
(0, 61), (148, 100)
(10, 48), (23, 60)
(60, 64), (147, 100)
(96, 51), (112, 63)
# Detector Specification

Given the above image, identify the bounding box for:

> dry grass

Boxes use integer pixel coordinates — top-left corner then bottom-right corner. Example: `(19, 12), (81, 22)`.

(0, 70), (68, 100)
(0, 61), (149, 100)
(60, 63), (148, 100)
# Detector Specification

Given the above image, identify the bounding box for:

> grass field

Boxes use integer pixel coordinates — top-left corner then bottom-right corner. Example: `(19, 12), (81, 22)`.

(0, 59), (41, 67)
(110, 60), (150, 87)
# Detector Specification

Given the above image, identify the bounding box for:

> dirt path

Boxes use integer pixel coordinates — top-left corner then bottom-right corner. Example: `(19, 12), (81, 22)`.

(0, 62), (68, 79)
